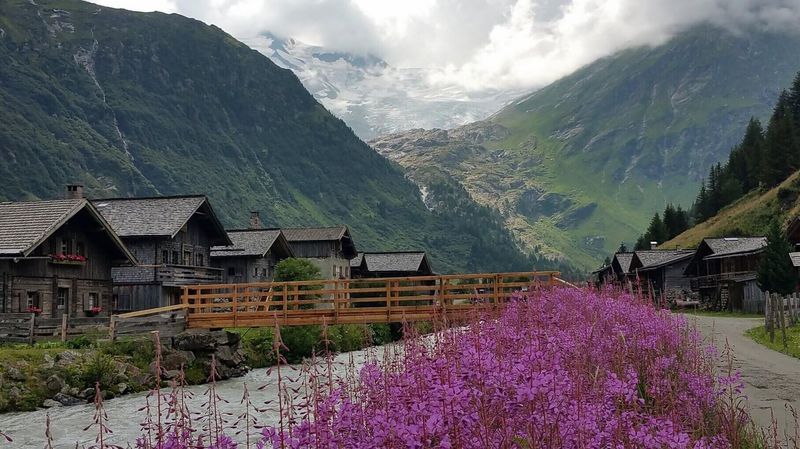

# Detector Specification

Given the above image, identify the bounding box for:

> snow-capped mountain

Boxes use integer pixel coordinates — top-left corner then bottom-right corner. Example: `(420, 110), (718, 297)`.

(241, 33), (522, 140)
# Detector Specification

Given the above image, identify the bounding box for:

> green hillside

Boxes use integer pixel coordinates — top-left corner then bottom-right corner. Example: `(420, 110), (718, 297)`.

(0, 0), (575, 275)
(372, 26), (800, 270)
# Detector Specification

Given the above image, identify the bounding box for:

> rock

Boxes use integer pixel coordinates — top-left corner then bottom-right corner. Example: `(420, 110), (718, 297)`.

(53, 393), (84, 406)
(162, 350), (195, 371)
(215, 345), (236, 366)
(43, 353), (55, 369)
(173, 330), (219, 351)
(42, 399), (62, 408)
(164, 369), (181, 380)
(46, 374), (65, 393)
(5, 366), (24, 382)
(116, 383), (129, 394)
(216, 330), (240, 347)
(55, 350), (80, 367)
(80, 388), (95, 400)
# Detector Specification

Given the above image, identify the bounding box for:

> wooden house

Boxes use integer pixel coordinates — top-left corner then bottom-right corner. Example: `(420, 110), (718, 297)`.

(281, 226), (357, 279)
(629, 249), (694, 298)
(211, 227), (294, 283)
(93, 195), (231, 311)
(610, 252), (634, 284)
(350, 251), (434, 278)
(591, 264), (614, 287)
(684, 237), (767, 312)
(0, 195), (135, 318)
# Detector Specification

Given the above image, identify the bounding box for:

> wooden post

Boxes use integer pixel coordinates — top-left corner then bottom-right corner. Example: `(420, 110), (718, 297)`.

(334, 280), (339, 325)
(61, 313), (68, 342)
(28, 312), (35, 346)
(232, 287), (238, 328)
(494, 274), (500, 304)
(386, 279), (392, 322)
(779, 294), (788, 349)
(109, 315), (117, 341)
(768, 292), (775, 343)
(282, 284), (288, 323)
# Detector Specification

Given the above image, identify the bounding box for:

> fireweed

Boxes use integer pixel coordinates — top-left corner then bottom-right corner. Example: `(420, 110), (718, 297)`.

(259, 288), (758, 449)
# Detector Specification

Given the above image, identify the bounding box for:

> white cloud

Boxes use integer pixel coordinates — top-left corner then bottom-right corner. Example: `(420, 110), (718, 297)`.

(93, 0), (800, 90)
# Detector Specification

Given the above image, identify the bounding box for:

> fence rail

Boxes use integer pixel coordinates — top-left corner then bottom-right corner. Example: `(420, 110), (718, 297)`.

(181, 271), (562, 329)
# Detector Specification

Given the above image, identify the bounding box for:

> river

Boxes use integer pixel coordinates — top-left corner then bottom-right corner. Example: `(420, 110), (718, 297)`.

(0, 347), (385, 449)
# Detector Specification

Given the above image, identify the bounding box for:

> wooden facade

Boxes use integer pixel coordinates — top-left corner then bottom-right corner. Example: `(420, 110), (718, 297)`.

(350, 251), (434, 279)
(684, 237), (767, 311)
(282, 227), (357, 280)
(629, 250), (694, 298)
(93, 196), (230, 311)
(211, 228), (294, 284)
(0, 199), (135, 318)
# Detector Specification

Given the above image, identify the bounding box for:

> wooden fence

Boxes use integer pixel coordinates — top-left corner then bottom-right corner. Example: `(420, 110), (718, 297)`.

(0, 314), (109, 343)
(181, 271), (563, 329)
(764, 291), (800, 347)
(111, 305), (187, 340)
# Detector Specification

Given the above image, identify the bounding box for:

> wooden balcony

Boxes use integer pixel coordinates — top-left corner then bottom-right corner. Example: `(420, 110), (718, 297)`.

(690, 271), (757, 290)
(157, 264), (223, 287)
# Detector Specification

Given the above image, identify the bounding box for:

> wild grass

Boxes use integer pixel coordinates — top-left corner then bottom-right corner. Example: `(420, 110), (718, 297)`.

(746, 325), (800, 359)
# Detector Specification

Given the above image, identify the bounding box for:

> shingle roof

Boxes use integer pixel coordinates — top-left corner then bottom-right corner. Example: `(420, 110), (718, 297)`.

(634, 249), (694, 270)
(211, 229), (291, 258)
(281, 226), (348, 242)
(614, 253), (634, 274)
(790, 252), (800, 268)
(92, 196), (208, 238)
(0, 199), (135, 262)
(703, 237), (767, 260)
(350, 252), (364, 268)
(0, 199), (86, 256)
(357, 252), (429, 273)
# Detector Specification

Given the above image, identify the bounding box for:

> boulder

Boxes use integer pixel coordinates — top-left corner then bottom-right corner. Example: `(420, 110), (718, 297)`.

(116, 383), (129, 394)
(173, 330), (219, 351)
(46, 374), (65, 393)
(5, 366), (24, 382)
(162, 350), (196, 371)
(80, 388), (95, 400)
(42, 399), (62, 408)
(53, 393), (84, 406)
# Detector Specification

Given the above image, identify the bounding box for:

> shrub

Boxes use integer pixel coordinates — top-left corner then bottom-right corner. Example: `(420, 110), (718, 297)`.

(64, 335), (93, 349)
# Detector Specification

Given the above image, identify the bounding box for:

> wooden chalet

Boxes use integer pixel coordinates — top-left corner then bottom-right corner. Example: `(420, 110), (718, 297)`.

(281, 226), (357, 279)
(93, 195), (231, 311)
(350, 251), (434, 278)
(629, 249), (694, 297)
(591, 264), (614, 286)
(684, 237), (767, 312)
(211, 219), (294, 283)
(0, 193), (135, 318)
(610, 252), (634, 283)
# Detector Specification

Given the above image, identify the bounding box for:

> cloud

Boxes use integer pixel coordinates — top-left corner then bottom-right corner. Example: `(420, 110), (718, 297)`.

(93, 0), (800, 90)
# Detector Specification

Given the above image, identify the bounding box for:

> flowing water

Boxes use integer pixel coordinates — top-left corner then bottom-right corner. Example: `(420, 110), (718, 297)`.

(0, 347), (386, 449)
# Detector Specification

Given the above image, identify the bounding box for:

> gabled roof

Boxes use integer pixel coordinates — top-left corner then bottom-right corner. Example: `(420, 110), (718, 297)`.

(350, 252), (364, 268)
(0, 199), (136, 262)
(702, 237), (767, 260)
(632, 249), (694, 271)
(789, 252), (800, 268)
(210, 229), (294, 258)
(281, 226), (349, 242)
(354, 251), (431, 273)
(612, 253), (634, 274)
(92, 195), (231, 245)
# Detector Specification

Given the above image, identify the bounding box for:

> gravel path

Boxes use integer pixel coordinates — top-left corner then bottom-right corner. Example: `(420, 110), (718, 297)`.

(689, 315), (800, 437)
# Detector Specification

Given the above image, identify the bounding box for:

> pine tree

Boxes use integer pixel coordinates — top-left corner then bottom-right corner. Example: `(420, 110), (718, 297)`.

(740, 118), (765, 191)
(693, 181), (710, 222)
(761, 92), (798, 187)
(756, 220), (796, 295)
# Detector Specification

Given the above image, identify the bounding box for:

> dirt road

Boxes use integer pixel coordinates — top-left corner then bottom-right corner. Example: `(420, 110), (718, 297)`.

(689, 315), (800, 436)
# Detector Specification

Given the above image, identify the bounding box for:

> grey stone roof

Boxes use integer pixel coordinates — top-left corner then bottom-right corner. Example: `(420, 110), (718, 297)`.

(211, 229), (291, 258)
(633, 249), (694, 270)
(790, 252), (800, 268)
(614, 253), (634, 274)
(0, 199), (86, 255)
(703, 237), (767, 260)
(357, 252), (429, 273)
(350, 252), (364, 268)
(281, 226), (348, 242)
(92, 196), (208, 238)
(0, 199), (135, 262)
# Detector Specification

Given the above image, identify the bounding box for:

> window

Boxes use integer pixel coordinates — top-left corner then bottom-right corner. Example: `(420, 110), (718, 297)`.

(26, 291), (39, 309)
(57, 288), (68, 310)
(228, 267), (236, 276)
(183, 250), (192, 266)
(196, 253), (204, 267)
(88, 292), (97, 309)
(162, 250), (170, 264)
(61, 238), (72, 255)
(262, 268), (267, 277)
(172, 251), (180, 264)
(76, 242), (85, 257)
(254, 266), (259, 277)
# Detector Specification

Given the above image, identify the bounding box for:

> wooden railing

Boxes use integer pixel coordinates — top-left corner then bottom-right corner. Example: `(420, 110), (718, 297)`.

(690, 271), (757, 290)
(181, 271), (563, 329)
(157, 264), (223, 286)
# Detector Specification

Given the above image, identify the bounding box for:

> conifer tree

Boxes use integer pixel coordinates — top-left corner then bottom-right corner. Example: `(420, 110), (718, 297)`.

(761, 94), (797, 187)
(756, 220), (796, 295)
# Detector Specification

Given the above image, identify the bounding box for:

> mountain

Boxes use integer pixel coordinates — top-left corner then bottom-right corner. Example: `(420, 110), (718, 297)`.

(371, 26), (800, 270)
(241, 33), (521, 140)
(664, 170), (800, 249)
(0, 0), (576, 276)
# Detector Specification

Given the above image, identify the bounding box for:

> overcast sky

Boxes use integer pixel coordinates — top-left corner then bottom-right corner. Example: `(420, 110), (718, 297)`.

(93, 0), (800, 90)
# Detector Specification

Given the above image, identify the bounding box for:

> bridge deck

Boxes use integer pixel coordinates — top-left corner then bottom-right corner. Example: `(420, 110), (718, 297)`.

(117, 271), (565, 328)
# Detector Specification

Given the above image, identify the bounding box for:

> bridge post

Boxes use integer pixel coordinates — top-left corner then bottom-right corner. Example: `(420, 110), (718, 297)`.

(282, 284), (288, 325)
(232, 286), (238, 328)
(334, 280), (340, 325)
(386, 279), (392, 322)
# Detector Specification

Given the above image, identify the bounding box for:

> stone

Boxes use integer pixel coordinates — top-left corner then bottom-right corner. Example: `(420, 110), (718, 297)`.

(46, 374), (65, 393)
(162, 350), (195, 371)
(116, 383), (129, 394)
(53, 393), (84, 406)
(43, 353), (55, 369)
(214, 330), (240, 347)
(173, 330), (218, 351)
(5, 366), (24, 382)
(80, 388), (95, 400)
(42, 399), (62, 408)
(214, 345), (236, 366)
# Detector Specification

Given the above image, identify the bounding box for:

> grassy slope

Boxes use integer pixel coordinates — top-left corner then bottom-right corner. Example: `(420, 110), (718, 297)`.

(664, 171), (800, 248)
(747, 325), (800, 359)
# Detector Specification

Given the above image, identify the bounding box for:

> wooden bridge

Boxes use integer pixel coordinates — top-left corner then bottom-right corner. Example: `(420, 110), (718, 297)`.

(115, 271), (568, 330)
